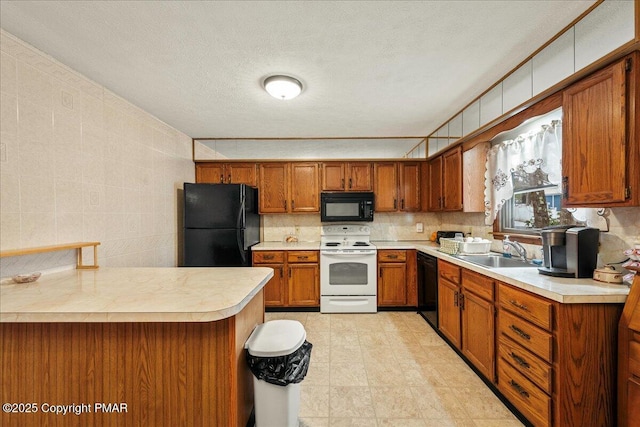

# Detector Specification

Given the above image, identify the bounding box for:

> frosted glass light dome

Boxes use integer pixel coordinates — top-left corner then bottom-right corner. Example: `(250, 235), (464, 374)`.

(263, 75), (303, 100)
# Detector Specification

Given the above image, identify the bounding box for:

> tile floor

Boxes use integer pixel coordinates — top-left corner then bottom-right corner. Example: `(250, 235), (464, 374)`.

(264, 311), (524, 427)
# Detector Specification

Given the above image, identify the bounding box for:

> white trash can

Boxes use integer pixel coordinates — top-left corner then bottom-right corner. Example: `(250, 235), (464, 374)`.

(245, 320), (309, 427)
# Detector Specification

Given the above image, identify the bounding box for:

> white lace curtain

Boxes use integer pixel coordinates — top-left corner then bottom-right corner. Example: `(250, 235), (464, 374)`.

(484, 120), (562, 225)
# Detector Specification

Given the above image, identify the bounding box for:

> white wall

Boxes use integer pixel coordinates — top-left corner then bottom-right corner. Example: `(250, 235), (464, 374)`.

(0, 30), (194, 272)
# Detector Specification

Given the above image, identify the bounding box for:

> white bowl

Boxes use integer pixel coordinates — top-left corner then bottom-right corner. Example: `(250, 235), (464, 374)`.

(12, 272), (41, 284)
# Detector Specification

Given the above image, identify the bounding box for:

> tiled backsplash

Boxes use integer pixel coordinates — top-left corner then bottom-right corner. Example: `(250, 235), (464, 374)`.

(262, 212), (442, 242)
(264, 207), (640, 266)
(0, 30), (194, 268)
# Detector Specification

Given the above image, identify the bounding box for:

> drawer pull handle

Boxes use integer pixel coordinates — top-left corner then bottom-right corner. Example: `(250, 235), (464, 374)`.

(388, 254), (398, 259)
(509, 352), (530, 369)
(509, 325), (531, 341)
(509, 380), (530, 398)
(509, 300), (529, 311)
(264, 255), (274, 260)
(297, 256), (308, 260)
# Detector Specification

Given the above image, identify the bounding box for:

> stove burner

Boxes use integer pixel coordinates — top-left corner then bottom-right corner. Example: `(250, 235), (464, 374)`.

(353, 241), (370, 246)
(325, 242), (340, 247)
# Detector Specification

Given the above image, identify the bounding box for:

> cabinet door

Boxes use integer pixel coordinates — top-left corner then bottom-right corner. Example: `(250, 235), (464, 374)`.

(196, 163), (225, 184)
(461, 290), (495, 381)
(428, 157), (443, 211)
(288, 264), (319, 306)
(262, 264), (286, 306)
(348, 162), (373, 191)
(463, 143), (490, 213)
(374, 162), (398, 211)
(378, 263), (407, 306)
(443, 147), (463, 211)
(227, 163), (257, 186)
(562, 57), (629, 206)
(399, 162), (421, 212)
(628, 377), (640, 427)
(438, 279), (461, 349)
(259, 163), (289, 213)
(321, 162), (346, 191)
(290, 162), (320, 212)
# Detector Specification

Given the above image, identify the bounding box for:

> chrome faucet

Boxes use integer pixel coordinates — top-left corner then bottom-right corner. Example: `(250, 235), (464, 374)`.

(503, 235), (527, 261)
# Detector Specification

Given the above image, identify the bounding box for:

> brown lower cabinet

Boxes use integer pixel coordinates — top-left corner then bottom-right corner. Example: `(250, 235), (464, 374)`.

(377, 249), (417, 307)
(618, 273), (640, 427)
(253, 250), (319, 307)
(437, 259), (623, 426)
(437, 261), (494, 380)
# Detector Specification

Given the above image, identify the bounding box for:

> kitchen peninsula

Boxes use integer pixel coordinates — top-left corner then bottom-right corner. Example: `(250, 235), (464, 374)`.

(0, 267), (273, 427)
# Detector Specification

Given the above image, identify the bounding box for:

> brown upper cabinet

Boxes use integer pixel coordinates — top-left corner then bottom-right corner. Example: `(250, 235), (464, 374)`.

(196, 162), (257, 186)
(373, 162), (422, 212)
(258, 162), (320, 214)
(428, 146), (463, 211)
(321, 162), (372, 191)
(462, 142), (490, 213)
(562, 52), (639, 207)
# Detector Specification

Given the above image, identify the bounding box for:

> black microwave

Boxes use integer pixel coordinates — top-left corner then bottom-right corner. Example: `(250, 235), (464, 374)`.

(321, 192), (375, 222)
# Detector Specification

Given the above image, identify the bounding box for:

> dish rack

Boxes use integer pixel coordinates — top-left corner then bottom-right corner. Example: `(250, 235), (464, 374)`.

(438, 238), (492, 255)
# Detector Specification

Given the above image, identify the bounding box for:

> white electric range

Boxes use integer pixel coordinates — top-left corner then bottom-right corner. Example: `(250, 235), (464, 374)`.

(320, 224), (377, 313)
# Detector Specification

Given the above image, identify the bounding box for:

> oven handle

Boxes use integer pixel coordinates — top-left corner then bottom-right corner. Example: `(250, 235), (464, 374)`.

(321, 250), (377, 256)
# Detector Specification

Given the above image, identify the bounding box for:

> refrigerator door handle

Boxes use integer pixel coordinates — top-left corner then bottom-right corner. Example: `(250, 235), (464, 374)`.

(237, 228), (247, 264)
(236, 192), (246, 229)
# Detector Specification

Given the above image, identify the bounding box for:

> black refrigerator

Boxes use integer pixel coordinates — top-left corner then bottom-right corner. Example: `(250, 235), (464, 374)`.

(182, 183), (260, 267)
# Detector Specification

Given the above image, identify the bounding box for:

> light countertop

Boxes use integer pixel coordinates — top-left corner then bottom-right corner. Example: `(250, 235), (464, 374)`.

(411, 243), (630, 304)
(253, 241), (321, 250)
(0, 267), (273, 323)
(253, 240), (629, 304)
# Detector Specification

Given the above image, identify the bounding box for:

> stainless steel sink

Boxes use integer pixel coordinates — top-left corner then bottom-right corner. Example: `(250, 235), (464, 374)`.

(455, 254), (537, 268)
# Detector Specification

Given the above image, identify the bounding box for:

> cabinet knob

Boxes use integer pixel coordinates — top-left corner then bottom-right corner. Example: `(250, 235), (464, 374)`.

(508, 380), (530, 398)
(349, 178), (352, 189)
(509, 352), (530, 369)
(227, 174), (231, 184)
(509, 324), (531, 341)
(508, 300), (529, 312)
(219, 174), (224, 184)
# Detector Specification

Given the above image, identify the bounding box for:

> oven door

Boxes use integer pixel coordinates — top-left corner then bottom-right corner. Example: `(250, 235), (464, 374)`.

(320, 250), (377, 296)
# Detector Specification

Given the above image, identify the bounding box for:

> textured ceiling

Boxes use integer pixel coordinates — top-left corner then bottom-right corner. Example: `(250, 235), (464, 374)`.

(0, 1), (596, 139)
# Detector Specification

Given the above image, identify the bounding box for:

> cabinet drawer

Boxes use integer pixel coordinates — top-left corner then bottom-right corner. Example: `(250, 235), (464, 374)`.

(462, 269), (494, 301)
(498, 284), (553, 331)
(630, 340), (640, 378)
(499, 309), (553, 363)
(499, 335), (552, 394)
(253, 251), (284, 264)
(438, 260), (461, 285)
(287, 251), (318, 263)
(378, 250), (407, 262)
(498, 358), (551, 427)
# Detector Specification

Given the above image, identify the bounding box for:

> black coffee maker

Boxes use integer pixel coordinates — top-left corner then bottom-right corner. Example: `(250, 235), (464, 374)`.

(538, 226), (599, 278)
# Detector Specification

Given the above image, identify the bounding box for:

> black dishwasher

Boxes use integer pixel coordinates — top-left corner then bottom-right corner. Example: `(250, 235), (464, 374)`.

(417, 252), (438, 329)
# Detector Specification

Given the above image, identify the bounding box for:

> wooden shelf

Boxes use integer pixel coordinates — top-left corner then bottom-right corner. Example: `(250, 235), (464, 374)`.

(0, 242), (100, 269)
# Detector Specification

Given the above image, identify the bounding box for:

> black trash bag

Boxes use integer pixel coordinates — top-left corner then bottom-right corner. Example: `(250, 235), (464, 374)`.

(246, 340), (313, 387)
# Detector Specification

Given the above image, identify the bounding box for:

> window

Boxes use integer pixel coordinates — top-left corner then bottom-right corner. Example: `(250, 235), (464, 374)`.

(486, 109), (606, 236)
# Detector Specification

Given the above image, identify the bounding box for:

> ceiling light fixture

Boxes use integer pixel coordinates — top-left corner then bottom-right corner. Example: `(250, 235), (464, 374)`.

(263, 75), (303, 100)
